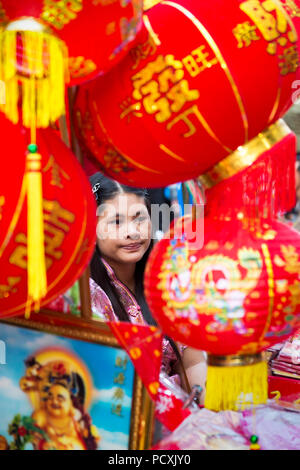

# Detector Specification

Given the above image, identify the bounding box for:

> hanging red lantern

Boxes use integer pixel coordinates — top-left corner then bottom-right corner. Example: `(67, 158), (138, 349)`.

(144, 214), (300, 410)
(0, 0), (143, 129)
(0, 115), (97, 318)
(74, 0), (300, 187)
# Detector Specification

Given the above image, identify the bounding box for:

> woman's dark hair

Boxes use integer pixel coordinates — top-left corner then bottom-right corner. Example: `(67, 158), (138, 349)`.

(89, 172), (155, 325)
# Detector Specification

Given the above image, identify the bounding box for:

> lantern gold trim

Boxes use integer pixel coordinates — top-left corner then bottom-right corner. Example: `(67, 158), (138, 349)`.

(207, 352), (264, 367)
(198, 119), (291, 189)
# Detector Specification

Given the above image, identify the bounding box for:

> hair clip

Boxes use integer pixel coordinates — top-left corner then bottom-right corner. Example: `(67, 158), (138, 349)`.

(92, 182), (101, 194)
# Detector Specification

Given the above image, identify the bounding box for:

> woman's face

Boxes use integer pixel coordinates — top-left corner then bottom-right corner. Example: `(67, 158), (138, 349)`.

(96, 193), (152, 265)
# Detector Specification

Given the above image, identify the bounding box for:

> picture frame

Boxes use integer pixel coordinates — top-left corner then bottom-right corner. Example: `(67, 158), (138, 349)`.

(0, 310), (154, 451)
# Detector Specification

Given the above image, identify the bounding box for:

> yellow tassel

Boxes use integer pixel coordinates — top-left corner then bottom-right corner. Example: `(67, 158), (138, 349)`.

(204, 357), (268, 412)
(26, 151), (47, 311)
(0, 27), (68, 127)
(250, 443), (261, 450)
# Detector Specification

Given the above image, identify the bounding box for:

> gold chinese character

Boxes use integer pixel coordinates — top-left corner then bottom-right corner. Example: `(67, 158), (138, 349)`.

(0, 277), (21, 299)
(103, 148), (133, 173)
(130, 35), (158, 70)
(68, 57), (97, 79)
(282, 0), (300, 17)
(140, 80), (171, 122)
(167, 104), (203, 137)
(115, 356), (128, 370)
(43, 200), (75, 233)
(9, 200), (75, 271)
(111, 404), (123, 416)
(167, 80), (199, 114)
(240, 1), (296, 40)
(279, 45), (299, 74)
(120, 98), (143, 122)
(113, 387), (125, 401)
(183, 46), (218, 77)
(232, 21), (261, 47)
(132, 55), (182, 100)
(131, 54), (199, 123)
(240, 1), (281, 41)
(114, 372), (125, 385)
(43, 155), (71, 189)
(41, 0), (83, 30)
(9, 234), (50, 270)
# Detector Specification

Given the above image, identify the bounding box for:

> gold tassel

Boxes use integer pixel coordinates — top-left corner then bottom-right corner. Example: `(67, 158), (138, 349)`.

(24, 79), (47, 319)
(0, 27), (68, 128)
(204, 353), (268, 412)
(25, 146), (47, 318)
(0, 20), (69, 318)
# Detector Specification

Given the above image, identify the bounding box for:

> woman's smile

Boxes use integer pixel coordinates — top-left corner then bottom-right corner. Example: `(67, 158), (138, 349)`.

(121, 242), (143, 252)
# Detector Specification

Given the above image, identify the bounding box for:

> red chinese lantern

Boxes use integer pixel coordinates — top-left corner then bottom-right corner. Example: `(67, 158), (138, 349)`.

(144, 214), (300, 410)
(74, 0), (300, 187)
(0, 0), (143, 128)
(0, 116), (97, 318)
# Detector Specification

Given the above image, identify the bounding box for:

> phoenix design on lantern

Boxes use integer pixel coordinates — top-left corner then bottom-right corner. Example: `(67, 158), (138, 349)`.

(158, 238), (263, 336)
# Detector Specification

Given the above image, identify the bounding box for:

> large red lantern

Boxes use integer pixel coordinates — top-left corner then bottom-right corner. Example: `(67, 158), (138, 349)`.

(0, 116), (97, 318)
(144, 215), (300, 409)
(74, 0), (300, 187)
(0, 0), (143, 128)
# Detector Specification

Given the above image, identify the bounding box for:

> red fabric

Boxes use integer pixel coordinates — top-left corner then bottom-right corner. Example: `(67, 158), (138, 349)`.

(107, 321), (192, 431)
(74, 0), (300, 187)
(0, 115), (96, 318)
(0, 0), (143, 85)
(108, 322), (163, 401)
(144, 215), (300, 354)
(205, 132), (297, 222)
(155, 382), (192, 431)
(268, 375), (300, 402)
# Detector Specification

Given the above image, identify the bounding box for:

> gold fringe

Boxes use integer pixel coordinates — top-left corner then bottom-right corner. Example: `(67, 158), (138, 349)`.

(0, 29), (68, 127)
(205, 360), (268, 411)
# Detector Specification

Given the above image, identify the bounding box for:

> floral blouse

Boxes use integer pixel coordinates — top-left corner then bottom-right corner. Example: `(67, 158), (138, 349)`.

(90, 258), (183, 379)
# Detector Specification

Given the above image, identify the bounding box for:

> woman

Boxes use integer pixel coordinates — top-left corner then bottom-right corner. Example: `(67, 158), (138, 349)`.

(89, 173), (207, 396)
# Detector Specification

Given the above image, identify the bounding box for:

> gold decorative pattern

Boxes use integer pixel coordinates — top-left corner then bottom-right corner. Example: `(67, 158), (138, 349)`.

(207, 352), (263, 367)
(198, 119), (291, 188)
(274, 245), (300, 273)
(68, 57), (97, 79)
(159, 144), (185, 162)
(41, 0), (83, 30)
(104, 147), (135, 173)
(255, 229), (277, 240)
